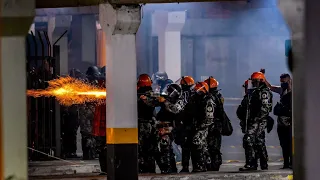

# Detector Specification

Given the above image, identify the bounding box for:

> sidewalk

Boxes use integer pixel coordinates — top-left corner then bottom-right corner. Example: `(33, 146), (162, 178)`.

(28, 160), (292, 177)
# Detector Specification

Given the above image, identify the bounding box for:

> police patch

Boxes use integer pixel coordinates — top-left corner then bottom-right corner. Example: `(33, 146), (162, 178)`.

(262, 93), (267, 99)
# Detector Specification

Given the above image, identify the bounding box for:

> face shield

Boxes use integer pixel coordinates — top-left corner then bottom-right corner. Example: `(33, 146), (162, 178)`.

(151, 72), (168, 85)
(246, 80), (254, 94)
(162, 84), (182, 102)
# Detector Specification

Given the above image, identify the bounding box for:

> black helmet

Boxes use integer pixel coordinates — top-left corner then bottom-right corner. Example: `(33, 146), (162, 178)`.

(86, 66), (101, 81)
(69, 68), (82, 78)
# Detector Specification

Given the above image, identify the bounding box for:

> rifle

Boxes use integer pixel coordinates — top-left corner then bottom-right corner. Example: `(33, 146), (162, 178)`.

(245, 95), (251, 133)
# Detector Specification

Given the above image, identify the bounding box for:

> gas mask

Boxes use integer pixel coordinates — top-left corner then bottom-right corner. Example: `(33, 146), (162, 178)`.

(281, 82), (289, 91)
(251, 80), (260, 88)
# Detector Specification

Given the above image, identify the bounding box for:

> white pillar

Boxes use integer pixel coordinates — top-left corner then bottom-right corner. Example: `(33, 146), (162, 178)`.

(0, 0), (35, 179)
(99, 3), (140, 180)
(81, 15), (96, 65)
(152, 11), (186, 81)
(48, 15), (71, 76)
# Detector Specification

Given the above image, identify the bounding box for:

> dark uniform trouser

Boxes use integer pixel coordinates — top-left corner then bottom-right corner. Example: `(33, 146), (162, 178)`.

(181, 135), (192, 169)
(207, 128), (222, 171)
(277, 125), (292, 167)
(81, 133), (95, 160)
(156, 133), (177, 174)
(95, 136), (107, 173)
(191, 128), (209, 172)
(138, 122), (156, 173)
(243, 121), (268, 168)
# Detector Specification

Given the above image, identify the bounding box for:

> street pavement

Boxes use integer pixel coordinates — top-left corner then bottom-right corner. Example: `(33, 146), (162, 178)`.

(29, 161), (292, 179)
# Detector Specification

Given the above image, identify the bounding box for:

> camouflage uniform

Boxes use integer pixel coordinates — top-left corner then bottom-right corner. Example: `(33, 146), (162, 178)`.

(79, 103), (96, 160)
(191, 94), (215, 172)
(155, 102), (179, 174)
(62, 105), (79, 157)
(240, 86), (273, 170)
(137, 95), (157, 173)
(176, 90), (194, 172)
(207, 92), (224, 171)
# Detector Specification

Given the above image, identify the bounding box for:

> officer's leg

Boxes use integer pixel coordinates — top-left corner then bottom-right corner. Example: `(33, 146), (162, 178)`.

(256, 131), (268, 170)
(278, 125), (290, 168)
(282, 126), (292, 168)
(81, 134), (89, 160)
(145, 124), (157, 173)
(211, 133), (222, 171)
(239, 125), (257, 171)
(138, 123), (148, 173)
(158, 134), (173, 174)
(180, 139), (191, 172)
(170, 144), (178, 173)
(97, 136), (107, 175)
(191, 129), (208, 173)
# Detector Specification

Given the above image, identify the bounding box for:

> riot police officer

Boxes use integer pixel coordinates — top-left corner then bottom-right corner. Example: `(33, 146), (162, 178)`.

(175, 76), (195, 173)
(239, 72), (273, 171)
(204, 77), (224, 171)
(156, 83), (184, 174)
(191, 82), (214, 172)
(79, 66), (101, 160)
(137, 74), (157, 173)
(62, 69), (82, 158)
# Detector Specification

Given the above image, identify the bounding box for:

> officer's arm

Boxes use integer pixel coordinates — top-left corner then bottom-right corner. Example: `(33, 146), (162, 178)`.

(257, 90), (272, 119)
(164, 99), (186, 114)
(139, 95), (159, 107)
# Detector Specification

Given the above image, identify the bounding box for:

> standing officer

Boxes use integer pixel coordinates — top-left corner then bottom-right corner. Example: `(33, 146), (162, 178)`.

(79, 66), (101, 160)
(265, 73), (292, 169)
(191, 82), (214, 172)
(204, 77), (224, 171)
(175, 76), (195, 173)
(137, 74), (157, 173)
(156, 83), (183, 174)
(239, 72), (273, 171)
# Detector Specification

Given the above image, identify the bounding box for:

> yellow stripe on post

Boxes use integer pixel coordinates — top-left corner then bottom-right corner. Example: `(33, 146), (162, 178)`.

(106, 128), (138, 144)
(292, 136), (294, 155)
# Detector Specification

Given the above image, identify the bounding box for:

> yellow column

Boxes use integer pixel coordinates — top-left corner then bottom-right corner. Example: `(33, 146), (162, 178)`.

(0, 0), (34, 179)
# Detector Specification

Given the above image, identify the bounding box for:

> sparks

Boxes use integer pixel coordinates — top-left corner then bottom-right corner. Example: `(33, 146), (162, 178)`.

(27, 76), (106, 106)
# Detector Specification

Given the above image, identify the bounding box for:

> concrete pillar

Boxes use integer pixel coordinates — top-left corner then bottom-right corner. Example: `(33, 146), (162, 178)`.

(48, 15), (71, 75)
(99, 3), (141, 180)
(0, 0), (35, 179)
(278, 0), (304, 179)
(81, 15), (96, 65)
(152, 11), (186, 81)
(96, 29), (107, 67)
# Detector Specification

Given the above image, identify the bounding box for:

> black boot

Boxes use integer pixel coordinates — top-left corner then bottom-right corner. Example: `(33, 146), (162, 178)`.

(180, 167), (189, 173)
(239, 164), (257, 171)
